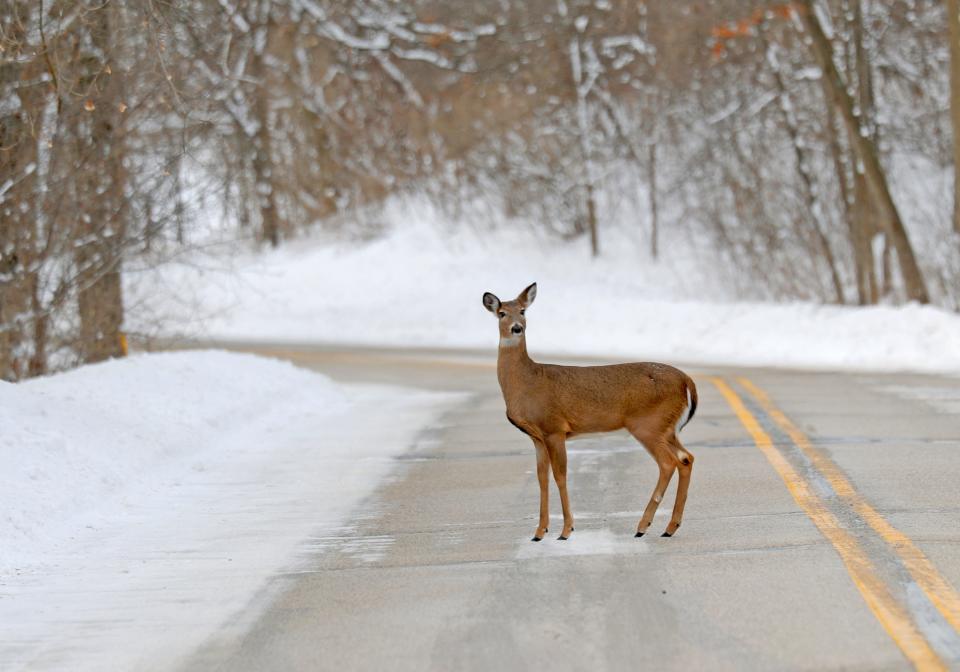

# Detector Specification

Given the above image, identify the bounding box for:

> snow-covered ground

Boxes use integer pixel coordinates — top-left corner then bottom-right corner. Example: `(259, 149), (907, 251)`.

(126, 198), (960, 374)
(0, 351), (461, 670)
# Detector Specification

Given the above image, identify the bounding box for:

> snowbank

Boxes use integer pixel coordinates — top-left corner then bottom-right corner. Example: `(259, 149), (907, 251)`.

(0, 351), (335, 567)
(0, 350), (459, 670)
(126, 199), (960, 374)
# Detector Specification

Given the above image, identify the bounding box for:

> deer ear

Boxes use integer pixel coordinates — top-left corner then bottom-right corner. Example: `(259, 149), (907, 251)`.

(482, 292), (501, 313)
(518, 282), (537, 307)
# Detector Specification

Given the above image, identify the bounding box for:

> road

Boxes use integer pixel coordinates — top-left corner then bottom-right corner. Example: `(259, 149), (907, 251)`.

(182, 344), (960, 671)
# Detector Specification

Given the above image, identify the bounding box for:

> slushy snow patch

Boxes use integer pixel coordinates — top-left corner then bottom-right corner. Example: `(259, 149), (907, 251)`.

(0, 350), (459, 670)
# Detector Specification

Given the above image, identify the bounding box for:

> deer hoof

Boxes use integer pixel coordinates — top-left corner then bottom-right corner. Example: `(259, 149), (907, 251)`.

(635, 531), (645, 538)
(660, 531), (673, 538)
(557, 535), (568, 541)
(531, 536), (542, 542)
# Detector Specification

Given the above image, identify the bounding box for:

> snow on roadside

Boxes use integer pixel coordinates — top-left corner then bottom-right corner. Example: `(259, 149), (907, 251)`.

(126, 200), (960, 374)
(0, 350), (462, 670)
(0, 350), (341, 569)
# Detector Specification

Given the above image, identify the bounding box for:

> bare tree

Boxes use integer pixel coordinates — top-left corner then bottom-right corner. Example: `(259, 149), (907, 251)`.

(797, 0), (929, 304)
(950, 0), (960, 235)
(3, 0), (959, 380)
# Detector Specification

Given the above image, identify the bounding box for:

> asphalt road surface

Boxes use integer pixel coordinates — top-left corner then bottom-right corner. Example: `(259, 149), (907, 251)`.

(183, 344), (960, 671)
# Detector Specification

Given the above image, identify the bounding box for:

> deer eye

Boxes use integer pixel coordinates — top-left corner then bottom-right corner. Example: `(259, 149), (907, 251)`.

(498, 312), (506, 318)
(520, 309), (525, 315)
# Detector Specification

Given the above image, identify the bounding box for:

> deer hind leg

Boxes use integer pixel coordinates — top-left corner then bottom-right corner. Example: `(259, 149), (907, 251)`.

(531, 437), (551, 542)
(545, 433), (574, 540)
(664, 434), (694, 537)
(629, 428), (676, 537)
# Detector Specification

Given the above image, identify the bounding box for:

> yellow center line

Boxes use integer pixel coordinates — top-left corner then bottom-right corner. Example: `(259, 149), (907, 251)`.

(737, 376), (960, 637)
(710, 377), (945, 671)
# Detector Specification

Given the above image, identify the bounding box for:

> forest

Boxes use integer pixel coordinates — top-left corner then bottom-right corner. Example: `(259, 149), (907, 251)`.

(2, 0), (960, 380)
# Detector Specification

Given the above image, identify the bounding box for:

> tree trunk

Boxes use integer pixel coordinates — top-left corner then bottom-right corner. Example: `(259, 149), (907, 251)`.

(0, 7), (40, 380)
(949, 0), (960, 234)
(252, 101), (280, 247)
(852, 173), (879, 303)
(851, 0), (883, 303)
(251, 22), (280, 248)
(824, 95), (876, 304)
(28, 275), (48, 378)
(0, 252), (30, 381)
(768, 44), (844, 303)
(77, 2), (127, 364)
(799, 0), (930, 304)
(649, 142), (659, 259)
(570, 34), (600, 257)
(585, 181), (599, 257)
(78, 270), (124, 363)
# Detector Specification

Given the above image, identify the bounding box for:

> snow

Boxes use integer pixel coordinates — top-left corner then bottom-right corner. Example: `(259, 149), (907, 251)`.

(0, 350), (461, 670)
(516, 528), (648, 559)
(127, 197), (960, 375)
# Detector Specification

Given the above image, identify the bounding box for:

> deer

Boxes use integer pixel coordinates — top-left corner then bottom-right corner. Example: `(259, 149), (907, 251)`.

(482, 283), (697, 542)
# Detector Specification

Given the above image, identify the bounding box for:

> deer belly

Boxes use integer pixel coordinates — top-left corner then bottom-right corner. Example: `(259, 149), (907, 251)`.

(563, 404), (624, 434)
(506, 397), (623, 436)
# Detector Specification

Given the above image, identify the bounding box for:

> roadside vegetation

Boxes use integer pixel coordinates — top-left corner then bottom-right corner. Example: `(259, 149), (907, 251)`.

(3, 0), (960, 380)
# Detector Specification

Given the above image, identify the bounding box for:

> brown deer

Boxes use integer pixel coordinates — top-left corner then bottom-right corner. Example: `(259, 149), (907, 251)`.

(482, 283), (697, 542)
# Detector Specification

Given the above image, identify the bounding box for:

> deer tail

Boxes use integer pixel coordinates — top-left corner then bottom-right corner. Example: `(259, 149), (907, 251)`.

(677, 376), (698, 433)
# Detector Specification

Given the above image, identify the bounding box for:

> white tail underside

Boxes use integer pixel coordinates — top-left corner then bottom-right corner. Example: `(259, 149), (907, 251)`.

(676, 385), (693, 435)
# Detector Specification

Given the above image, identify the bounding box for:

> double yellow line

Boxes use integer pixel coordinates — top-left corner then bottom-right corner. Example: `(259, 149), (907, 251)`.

(712, 376), (960, 671)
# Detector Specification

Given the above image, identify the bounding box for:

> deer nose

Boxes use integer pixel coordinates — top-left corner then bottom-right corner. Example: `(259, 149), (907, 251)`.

(511, 324), (523, 335)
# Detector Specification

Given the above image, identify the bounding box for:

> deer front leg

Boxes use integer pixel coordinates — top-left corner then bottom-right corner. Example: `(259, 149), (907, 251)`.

(546, 433), (574, 540)
(532, 438), (550, 541)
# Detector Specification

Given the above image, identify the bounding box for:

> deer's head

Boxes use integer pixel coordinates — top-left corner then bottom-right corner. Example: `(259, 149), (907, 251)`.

(482, 283), (537, 344)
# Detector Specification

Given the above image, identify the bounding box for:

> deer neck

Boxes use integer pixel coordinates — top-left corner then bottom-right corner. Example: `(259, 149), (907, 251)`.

(497, 335), (537, 398)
